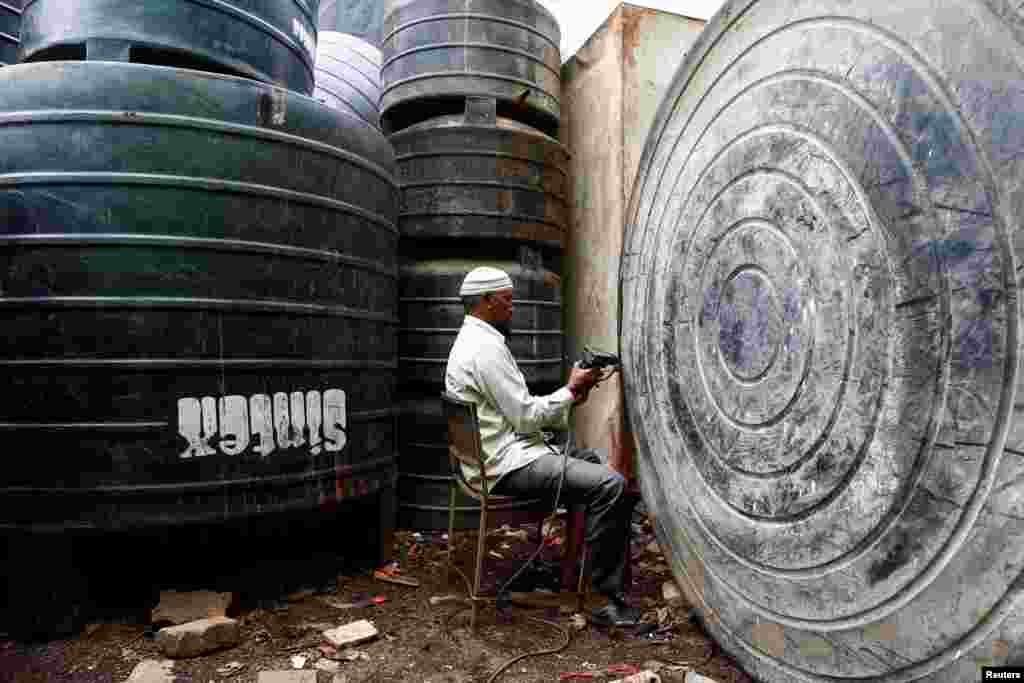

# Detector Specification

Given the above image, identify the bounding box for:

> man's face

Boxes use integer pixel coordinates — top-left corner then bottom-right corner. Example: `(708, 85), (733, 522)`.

(486, 288), (514, 323)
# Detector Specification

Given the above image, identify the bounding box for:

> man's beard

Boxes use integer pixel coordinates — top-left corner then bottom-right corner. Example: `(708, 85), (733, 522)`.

(493, 321), (512, 339)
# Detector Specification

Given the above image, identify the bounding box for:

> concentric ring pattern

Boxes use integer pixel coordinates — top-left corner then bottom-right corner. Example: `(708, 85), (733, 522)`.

(620, 1), (1024, 680)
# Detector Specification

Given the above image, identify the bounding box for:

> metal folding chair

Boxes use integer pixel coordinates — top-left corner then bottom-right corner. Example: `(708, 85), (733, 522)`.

(440, 391), (556, 634)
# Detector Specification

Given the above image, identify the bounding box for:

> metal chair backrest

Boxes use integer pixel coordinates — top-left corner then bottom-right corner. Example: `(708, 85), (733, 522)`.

(440, 392), (488, 499)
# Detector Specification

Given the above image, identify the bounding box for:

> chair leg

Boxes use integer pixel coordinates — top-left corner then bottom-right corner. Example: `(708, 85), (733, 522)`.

(562, 504), (586, 591)
(472, 503), (488, 636)
(576, 545), (588, 613)
(446, 483), (457, 586)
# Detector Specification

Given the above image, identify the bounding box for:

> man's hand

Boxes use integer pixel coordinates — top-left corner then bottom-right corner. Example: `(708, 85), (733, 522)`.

(568, 365), (600, 403)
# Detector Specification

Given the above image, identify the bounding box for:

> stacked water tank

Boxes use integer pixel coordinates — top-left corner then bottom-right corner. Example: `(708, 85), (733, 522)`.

(315, 31), (383, 129)
(0, 0), (20, 66)
(1, 0), (399, 633)
(381, 0), (568, 529)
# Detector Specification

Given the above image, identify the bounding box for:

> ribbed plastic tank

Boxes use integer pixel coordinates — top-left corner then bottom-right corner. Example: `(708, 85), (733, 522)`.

(380, 0), (561, 136)
(18, 0), (319, 94)
(318, 0), (384, 46)
(389, 100), (570, 249)
(0, 0), (20, 65)
(621, 0), (1024, 679)
(400, 259), (563, 388)
(314, 31), (382, 130)
(398, 258), (562, 530)
(0, 61), (398, 532)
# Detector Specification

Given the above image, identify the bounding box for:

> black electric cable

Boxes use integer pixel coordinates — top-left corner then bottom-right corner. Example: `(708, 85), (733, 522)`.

(484, 366), (619, 683)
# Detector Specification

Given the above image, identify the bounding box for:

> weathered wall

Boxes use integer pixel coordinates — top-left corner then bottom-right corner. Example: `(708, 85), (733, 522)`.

(563, 4), (705, 457)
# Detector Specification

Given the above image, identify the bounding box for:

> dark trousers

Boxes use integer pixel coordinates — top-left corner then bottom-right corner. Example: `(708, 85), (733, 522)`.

(492, 451), (633, 598)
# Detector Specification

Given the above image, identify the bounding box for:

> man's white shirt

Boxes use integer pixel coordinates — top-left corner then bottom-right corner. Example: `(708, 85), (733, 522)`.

(444, 315), (575, 490)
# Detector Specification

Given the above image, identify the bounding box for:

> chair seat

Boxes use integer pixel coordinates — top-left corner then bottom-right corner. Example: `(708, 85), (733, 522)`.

(454, 476), (544, 509)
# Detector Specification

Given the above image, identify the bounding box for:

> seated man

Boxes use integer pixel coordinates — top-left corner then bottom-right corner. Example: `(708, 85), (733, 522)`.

(444, 266), (641, 626)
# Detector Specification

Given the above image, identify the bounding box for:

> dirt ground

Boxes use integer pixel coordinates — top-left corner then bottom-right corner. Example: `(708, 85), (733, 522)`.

(0, 505), (753, 683)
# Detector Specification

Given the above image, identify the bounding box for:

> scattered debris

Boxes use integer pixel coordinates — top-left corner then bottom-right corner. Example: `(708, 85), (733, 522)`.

(285, 589), (316, 603)
(321, 596), (386, 610)
(683, 673), (719, 683)
(290, 655), (307, 669)
(569, 614), (588, 631)
(507, 591), (575, 610)
(606, 664), (642, 677)
(156, 616), (240, 659)
(215, 661), (246, 677)
(428, 594), (462, 606)
(560, 665), (643, 681)
(126, 659), (175, 683)
(372, 561), (420, 587)
(373, 568), (420, 587)
(151, 591), (234, 626)
(322, 620), (378, 649)
(320, 644), (372, 663)
(314, 659), (340, 672)
(661, 581), (683, 605)
(84, 623), (103, 638)
(301, 622), (336, 632)
(646, 541), (661, 555)
(256, 672), (316, 683)
(339, 650), (370, 662)
(505, 528), (529, 542)
(487, 550), (505, 559)
(609, 670), (661, 683)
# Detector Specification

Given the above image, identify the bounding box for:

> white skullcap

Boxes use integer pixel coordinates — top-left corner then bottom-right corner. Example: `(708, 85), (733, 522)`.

(459, 266), (513, 296)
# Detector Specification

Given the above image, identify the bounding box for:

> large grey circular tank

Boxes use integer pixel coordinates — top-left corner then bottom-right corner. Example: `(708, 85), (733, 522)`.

(621, 0), (1024, 679)
(0, 61), (398, 532)
(314, 31), (382, 129)
(380, 0), (561, 136)
(398, 258), (562, 529)
(18, 0), (319, 94)
(0, 0), (20, 65)
(389, 103), (570, 250)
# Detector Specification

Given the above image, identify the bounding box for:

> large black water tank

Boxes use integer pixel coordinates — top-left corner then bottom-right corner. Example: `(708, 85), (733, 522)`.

(399, 259), (563, 387)
(391, 99), (568, 530)
(389, 104), (569, 250)
(621, 0), (1024, 679)
(0, 61), (398, 532)
(19, 0), (319, 94)
(0, 0), (20, 65)
(380, 0), (561, 136)
(315, 31), (382, 130)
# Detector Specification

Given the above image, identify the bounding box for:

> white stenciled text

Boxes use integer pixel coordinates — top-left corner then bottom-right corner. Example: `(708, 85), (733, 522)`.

(178, 389), (347, 459)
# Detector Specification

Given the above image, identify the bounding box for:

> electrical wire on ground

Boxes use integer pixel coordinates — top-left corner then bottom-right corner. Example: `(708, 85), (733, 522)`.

(473, 367), (618, 683)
